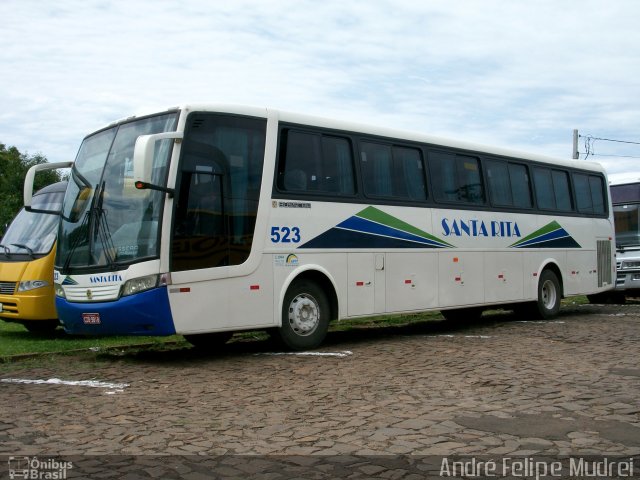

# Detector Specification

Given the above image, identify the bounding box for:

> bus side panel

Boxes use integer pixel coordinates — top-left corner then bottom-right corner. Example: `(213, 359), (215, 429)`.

(483, 251), (524, 303)
(565, 250), (597, 295)
(385, 252), (438, 312)
(438, 251), (484, 307)
(170, 257), (275, 334)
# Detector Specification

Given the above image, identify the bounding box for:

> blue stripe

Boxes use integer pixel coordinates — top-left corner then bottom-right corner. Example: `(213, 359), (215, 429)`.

(337, 216), (446, 247)
(514, 228), (569, 248)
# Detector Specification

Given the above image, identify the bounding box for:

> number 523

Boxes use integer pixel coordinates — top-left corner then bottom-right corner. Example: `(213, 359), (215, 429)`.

(270, 226), (301, 243)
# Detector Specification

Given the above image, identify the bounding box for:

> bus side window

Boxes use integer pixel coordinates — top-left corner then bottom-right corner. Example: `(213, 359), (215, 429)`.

(509, 163), (533, 208)
(574, 173), (606, 215)
(278, 130), (355, 196)
(589, 175), (605, 213)
(533, 167), (556, 210)
(430, 151), (458, 202)
(486, 160), (512, 206)
(574, 173), (593, 213)
(278, 130), (320, 192)
(394, 146), (427, 201)
(361, 142), (393, 197)
(552, 170), (573, 212)
(457, 155), (484, 204)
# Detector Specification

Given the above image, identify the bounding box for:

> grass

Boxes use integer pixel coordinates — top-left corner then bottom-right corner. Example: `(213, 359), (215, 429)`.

(0, 320), (186, 361)
(0, 296), (591, 361)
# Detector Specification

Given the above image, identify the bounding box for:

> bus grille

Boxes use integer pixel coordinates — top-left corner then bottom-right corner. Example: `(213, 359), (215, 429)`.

(63, 284), (121, 302)
(597, 240), (613, 287)
(0, 282), (16, 295)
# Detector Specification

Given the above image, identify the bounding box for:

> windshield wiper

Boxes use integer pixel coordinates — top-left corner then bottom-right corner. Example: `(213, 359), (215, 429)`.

(0, 244), (10, 257)
(11, 243), (35, 258)
(93, 181), (118, 271)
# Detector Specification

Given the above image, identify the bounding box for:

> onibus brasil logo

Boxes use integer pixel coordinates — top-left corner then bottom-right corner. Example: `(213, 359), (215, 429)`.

(8, 456), (72, 479)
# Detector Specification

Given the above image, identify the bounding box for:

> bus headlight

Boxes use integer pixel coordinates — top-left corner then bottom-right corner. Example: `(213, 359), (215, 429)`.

(54, 284), (66, 298)
(623, 261), (640, 269)
(121, 274), (159, 297)
(18, 280), (49, 292)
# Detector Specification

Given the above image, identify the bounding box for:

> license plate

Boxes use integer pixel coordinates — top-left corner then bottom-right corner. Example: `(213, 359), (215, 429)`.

(0, 303), (3, 312)
(82, 313), (101, 325)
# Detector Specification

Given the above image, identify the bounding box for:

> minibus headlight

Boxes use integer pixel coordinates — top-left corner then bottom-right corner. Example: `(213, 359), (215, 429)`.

(18, 280), (49, 292)
(54, 284), (66, 298)
(121, 274), (159, 297)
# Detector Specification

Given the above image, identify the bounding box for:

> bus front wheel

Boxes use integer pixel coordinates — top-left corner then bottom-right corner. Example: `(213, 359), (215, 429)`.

(278, 281), (330, 351)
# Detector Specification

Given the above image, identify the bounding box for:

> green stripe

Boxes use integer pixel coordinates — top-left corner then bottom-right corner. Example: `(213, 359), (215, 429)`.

(510, 221), (562, 247)
(356, 207), (454, 247)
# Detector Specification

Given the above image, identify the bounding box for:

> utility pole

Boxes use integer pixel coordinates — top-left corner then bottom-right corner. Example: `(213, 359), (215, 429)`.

(572, 129), (579, 159)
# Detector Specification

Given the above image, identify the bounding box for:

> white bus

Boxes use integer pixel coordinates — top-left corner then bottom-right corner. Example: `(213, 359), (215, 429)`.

(607, 177), (640, 302)
(26, 105), (615, 350)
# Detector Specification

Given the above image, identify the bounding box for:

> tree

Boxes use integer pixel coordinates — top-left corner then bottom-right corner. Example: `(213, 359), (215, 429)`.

(0, 143), (61, 236)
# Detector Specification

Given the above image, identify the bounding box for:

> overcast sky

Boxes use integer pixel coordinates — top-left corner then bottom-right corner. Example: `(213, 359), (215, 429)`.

(1, 0), (639, 177)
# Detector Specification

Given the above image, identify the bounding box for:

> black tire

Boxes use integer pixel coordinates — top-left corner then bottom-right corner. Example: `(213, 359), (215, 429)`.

(278, 280), (330, 351)
(587, 292), (625, 304)
(184, 331), (233, 349)
(24, 320), (59, 334)
(534, 269), (562, 319)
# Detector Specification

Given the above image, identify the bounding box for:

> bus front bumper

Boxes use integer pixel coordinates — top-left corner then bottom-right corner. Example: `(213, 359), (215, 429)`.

(0, 287), (57, 322)
(56, 286), (176, 336)
(615, 269), (640, 291)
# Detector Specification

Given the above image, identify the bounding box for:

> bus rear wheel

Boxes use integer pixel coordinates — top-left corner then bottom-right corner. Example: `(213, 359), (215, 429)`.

(535, 269), (562, 319)
(278, 280), (330, 351)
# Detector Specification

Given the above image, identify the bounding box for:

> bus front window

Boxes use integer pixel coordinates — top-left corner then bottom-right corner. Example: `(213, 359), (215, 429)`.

(1, 186), (65, 257)
(56, 112), (178, 272)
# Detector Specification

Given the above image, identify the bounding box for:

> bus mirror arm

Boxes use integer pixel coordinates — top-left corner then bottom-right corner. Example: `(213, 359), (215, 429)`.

(134, 181), (175, 198)
(24, 161), (73, 210)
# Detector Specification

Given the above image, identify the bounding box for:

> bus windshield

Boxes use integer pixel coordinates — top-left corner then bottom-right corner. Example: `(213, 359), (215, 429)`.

(614, 204), (640, 249)
(1, 190), (63, 256)
(56, 112), (178, 272)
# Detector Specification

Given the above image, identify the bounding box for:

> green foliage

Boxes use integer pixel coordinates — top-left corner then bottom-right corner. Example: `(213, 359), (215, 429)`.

(0, 143), (61, 236)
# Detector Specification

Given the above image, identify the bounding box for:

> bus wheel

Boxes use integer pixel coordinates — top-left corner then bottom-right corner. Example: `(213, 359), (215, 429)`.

(279, 281), (330, 351)
(24, 320), (59, 334)
(184, 332), (233, 349)
(535, 269), (561, 319)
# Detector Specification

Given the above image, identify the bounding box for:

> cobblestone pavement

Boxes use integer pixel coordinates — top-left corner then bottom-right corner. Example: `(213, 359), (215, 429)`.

(0, 303), (639, 477)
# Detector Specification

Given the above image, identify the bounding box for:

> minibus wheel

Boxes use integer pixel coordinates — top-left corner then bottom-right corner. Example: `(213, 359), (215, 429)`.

(23, 320), (59, 334)
(279, 280), (330, 351)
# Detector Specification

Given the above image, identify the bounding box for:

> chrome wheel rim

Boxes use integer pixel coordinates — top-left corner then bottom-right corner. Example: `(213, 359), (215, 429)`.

(288, 293), (320, 336)
(541, 279), (557, 310)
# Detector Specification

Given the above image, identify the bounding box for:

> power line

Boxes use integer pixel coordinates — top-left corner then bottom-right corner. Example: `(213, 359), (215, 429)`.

(578, 133), (640, 160)
(579, 135), (640, 146)
(581, 153), (640, 159)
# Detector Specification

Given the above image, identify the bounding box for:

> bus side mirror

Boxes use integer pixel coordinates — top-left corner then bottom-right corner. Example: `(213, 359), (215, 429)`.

(133, 132), (183, 186)
(24, 161), (73, 212)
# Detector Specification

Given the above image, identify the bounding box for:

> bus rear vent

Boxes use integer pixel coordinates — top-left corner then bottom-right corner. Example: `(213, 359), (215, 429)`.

(597, 240), (613, 287)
